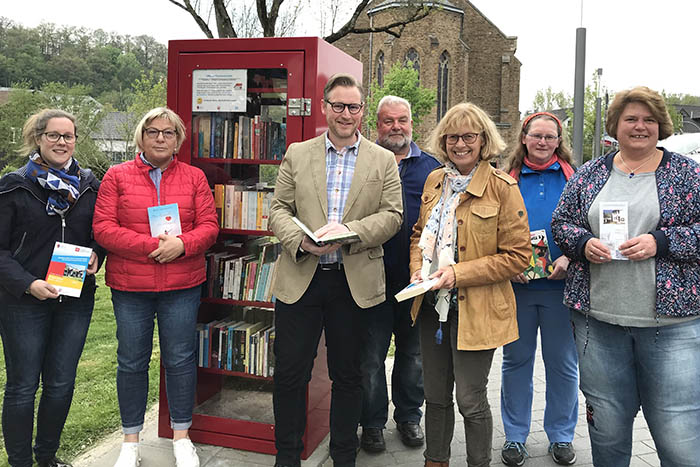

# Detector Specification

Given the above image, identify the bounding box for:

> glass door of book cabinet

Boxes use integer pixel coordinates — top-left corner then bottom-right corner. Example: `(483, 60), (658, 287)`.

(177, 51), (304, 166)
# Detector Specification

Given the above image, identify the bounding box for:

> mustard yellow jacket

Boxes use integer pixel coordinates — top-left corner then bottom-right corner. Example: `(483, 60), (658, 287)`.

(409, 162), (531, 350)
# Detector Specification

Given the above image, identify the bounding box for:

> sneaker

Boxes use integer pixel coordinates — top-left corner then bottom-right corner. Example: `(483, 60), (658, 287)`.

(550, 442), (576, 465)
(173, 438), (200, 467)
(113, 442), (140, 467)
(501, 441), (528, 466)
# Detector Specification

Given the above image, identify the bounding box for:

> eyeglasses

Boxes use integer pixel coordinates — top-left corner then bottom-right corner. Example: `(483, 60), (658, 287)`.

(43, 132), (77, 143)
(144, 128), (178, 140)
(444, 133), (480, 145)
(325, 100), (364, 115)
(526, 133), (559, 142)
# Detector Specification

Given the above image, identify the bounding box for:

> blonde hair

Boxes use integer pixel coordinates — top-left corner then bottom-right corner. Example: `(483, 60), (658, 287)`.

(428, 102), (505, 163)
(19, 109), (77, 156)
(606, 86), (673, 141)
(133, 107), (186, 153)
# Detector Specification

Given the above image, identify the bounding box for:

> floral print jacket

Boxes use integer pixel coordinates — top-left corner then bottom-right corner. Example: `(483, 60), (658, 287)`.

(552, 149), (700, 317)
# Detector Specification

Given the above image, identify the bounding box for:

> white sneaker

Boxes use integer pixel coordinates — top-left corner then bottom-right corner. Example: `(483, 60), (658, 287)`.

(173, 438), (200, 467)
(114, 442), (140, 467)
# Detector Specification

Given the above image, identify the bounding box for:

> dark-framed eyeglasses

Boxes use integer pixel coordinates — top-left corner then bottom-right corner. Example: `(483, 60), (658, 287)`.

(526, 133), (559, 143)
(144, 128), (178, 140)
(42, 132), (77, 144)
(444, 133), (480, 145)
(325, 100), (364, 115)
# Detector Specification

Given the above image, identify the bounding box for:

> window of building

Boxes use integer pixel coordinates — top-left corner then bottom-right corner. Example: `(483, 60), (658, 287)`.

(437, 51), (449, 121)
(404, 48), (420, 77)
(376, 51), (384, 87)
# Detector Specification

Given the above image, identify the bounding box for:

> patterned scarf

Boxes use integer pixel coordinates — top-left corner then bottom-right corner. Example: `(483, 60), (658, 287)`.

(25, 152), (81, 216)
(509, 154), (575, 181)
(418, 161), (477, 341)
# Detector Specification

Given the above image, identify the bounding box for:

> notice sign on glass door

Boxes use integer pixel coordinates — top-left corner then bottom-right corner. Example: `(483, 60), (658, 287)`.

(193, 69), (247, 112)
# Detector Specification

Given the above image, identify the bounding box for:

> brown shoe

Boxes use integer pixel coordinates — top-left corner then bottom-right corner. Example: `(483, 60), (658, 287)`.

(424, 461), (449, 467)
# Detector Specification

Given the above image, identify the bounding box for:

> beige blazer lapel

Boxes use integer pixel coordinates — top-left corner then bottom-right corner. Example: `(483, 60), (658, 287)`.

(342, 137), (371, 220)
(309, 136), (328, 218)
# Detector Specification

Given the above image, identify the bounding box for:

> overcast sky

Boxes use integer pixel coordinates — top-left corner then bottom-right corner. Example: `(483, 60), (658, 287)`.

(3, 0), (699, 112)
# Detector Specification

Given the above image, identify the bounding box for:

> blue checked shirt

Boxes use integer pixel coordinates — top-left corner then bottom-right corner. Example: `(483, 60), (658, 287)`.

(321, 132), (361, 264)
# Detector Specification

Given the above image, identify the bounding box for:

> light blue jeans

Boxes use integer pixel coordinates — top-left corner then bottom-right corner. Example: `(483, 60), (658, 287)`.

(572, 311), (700, 467)
(112, 286), (200, 434)
(501, 288), (578, 444)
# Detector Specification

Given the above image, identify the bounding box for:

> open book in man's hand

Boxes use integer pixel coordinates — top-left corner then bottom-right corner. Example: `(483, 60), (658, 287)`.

(292, 217), (360, 246)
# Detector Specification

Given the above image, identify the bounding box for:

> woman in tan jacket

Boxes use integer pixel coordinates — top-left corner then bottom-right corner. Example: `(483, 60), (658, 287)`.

(409, 103), (531, 467)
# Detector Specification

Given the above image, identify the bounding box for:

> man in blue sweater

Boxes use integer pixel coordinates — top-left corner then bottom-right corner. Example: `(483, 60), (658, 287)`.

(360, 95), (441, 452)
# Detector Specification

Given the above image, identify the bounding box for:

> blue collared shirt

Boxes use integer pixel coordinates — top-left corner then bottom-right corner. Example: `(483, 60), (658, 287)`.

(321, 132), (361, 264)
(515, 162), (568, 291)
(139, 153), (172, 204)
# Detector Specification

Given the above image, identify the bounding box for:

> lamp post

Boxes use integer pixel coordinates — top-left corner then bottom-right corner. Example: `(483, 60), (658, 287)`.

(593, 68), (603, 159)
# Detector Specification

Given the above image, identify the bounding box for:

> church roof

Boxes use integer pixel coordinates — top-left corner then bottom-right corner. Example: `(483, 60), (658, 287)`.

(368, 0), (464, 15)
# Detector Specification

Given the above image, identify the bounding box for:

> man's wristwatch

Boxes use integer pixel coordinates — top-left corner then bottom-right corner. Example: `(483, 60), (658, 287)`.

(298, 245), (307, 255)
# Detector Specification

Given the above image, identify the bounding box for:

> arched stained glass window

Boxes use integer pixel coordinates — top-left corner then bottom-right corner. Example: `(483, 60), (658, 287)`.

(376, 51), (384, 87)
(404, 48), (420, 77)
(437, 51), (449, 120)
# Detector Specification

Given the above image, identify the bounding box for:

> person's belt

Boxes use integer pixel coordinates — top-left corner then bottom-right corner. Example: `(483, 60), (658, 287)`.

(318, 262), (343, 271)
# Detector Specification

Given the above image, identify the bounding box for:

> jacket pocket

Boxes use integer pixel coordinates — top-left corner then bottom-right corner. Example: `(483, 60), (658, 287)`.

(12, 232), (28, 259)
(470, 204), (499, 236)
(368, 246), (384, 259)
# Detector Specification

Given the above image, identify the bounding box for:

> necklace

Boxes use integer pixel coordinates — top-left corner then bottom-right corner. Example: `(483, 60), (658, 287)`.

(617, 151), (658, 178)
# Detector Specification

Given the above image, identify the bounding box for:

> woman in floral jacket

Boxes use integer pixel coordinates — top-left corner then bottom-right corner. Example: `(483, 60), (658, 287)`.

(551, 86), (700, 467)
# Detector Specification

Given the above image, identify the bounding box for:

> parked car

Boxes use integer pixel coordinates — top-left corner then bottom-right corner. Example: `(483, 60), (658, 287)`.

(659, 133), (700, 162)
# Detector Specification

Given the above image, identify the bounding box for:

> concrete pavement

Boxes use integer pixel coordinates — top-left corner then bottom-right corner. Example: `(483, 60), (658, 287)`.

(73, 344), (660, 467)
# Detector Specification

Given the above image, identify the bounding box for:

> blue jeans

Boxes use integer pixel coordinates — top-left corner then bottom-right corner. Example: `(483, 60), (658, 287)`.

(0, 297), (93, 467)
(361, 292), (424, 428)
(111, 286), (200, 434)
(572, 311), (700, 467)
(501, 288), (578, 443)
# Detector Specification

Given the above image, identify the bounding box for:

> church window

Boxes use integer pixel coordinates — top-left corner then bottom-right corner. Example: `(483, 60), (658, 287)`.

(437, 51), (450, 120)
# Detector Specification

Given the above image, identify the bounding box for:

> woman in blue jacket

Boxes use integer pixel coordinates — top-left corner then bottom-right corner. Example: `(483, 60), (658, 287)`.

(0, 109), (103, 467)
(500, 112), (578, 466)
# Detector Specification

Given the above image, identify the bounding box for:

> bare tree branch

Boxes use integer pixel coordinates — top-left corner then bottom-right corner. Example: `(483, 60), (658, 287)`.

(213, 0), (236, 37)
(167, 0), (215, 38)
(324, 1), (435, 43)
(256, 0), (285, 37)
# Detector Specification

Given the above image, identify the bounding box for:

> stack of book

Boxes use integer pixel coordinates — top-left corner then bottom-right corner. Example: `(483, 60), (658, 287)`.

(196, 308), (275, 377)
(204, 238), (280, 302)
(213, 183), (274, 231)
(192, 112), (286, 160)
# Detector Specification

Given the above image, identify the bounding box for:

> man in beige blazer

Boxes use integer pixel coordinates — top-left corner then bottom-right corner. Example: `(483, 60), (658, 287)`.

(269, 73), (402, 467)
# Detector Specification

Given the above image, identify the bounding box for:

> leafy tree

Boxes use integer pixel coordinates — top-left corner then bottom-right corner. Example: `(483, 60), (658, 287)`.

(167, 0), (434, 43)
(0, 82), (110, 177)
(531, 87), (570, 113)
(366, 61), (436, 139)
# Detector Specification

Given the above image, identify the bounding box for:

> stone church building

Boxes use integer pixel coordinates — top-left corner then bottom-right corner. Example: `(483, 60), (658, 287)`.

(334, 0), (521, 145)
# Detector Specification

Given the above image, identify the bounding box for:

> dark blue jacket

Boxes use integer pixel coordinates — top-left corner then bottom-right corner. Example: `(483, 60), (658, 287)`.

(0, 161), (105, 304)
(383, 141), (441, 291)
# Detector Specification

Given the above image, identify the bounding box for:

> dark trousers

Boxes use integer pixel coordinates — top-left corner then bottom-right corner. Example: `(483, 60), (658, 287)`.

(361, 286), (424, 428)
(0, 297), (93, 467)
(419, 296), (494, 467)
(273, 268), (370, 467)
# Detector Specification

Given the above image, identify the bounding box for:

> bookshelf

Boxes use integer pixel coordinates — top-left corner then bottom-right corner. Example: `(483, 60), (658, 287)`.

(162, 37), (362, 459)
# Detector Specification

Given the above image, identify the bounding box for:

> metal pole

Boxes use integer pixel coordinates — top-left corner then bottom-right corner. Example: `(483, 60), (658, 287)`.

(572, 27), (586, 166)
(593, 68), (602, 159)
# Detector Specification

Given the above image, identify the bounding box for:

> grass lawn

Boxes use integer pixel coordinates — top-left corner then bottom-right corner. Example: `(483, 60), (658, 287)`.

(0, 271), (161, 466)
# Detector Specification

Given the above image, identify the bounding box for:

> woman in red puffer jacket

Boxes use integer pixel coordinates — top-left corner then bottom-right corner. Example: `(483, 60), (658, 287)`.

(93, 107), (218, 467)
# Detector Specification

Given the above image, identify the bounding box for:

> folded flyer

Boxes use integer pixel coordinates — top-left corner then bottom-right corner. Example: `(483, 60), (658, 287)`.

(292, 216), (360, 246)
(148, 203), (182, 237)
(599, 202), (629, 260)
(45, 242), (92, 298)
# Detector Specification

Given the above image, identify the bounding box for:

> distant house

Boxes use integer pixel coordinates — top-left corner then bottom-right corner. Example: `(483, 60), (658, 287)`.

(671, 104), (700, 133)
(91, 111), (134, 164)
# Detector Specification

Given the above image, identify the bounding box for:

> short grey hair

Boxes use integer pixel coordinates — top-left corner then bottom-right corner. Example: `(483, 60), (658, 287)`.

(376, 95), (412, 120)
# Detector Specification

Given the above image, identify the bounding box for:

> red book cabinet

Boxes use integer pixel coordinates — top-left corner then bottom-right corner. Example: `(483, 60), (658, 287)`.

(159, 37), (362, 458)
